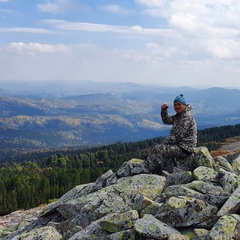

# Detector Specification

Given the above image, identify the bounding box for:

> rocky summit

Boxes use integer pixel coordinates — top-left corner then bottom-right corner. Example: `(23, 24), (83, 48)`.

(3, 146), (240, 239)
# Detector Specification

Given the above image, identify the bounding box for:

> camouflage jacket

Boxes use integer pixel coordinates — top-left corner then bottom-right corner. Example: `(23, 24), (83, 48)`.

(161, 104), (197, 153)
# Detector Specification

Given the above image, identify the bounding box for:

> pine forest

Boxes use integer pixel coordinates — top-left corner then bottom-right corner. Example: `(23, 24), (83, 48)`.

(0, 124), (240, 216)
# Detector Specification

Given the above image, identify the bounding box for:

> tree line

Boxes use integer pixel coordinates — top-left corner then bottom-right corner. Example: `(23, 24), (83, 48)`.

(0, 124), (240, 216)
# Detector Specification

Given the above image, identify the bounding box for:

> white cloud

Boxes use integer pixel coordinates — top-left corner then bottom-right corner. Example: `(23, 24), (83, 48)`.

(146, 42), (181, 61)
(0, 42), (240, 88)
(135, 0), (166, 8)
(0, 27), (54, 34)
(135, 0), (240, 38)
(133, 0), (240, 61)
(207, 39), (240, 59)
(169, 12), (239, 39)
(1, 0), (240, 89)
(6, 42), (69, 54)
(37, 0), (73, 13)
(99, 4), (134, 14)
(42, 19), (178, 37)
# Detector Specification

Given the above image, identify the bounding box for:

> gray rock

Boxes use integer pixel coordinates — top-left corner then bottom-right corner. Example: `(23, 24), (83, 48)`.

(105, 229), (136, 240)
(185, 180), (230, 207)
(9, 226), (62, 240)
(164, 184), (205, 201)
(99, 210), (139, 233)
(186, 180), (224, 195)
(68, 221), (109, 240)
(5, 147), (240, 240)
(209, 215), (237, 240)
(232, 214), (240, 239)
(193, 228), (210, 240)
(140, 200), (163, 216)
(181, 228), (210, 240)
(216, 168), (239, 193)
(43, 183), (94, 214)
(134, 214), (180, 239)
(116, 158), (148, 177)
(165, 170), (194, 187)
(94, 169), (114, 189)
(105, 173), (119, 186)
(169, 234), (189, 240)
(155, 196), (218, 228)
(48, 173), (166, 237)
(231, 155), (240, 174)
(202, 192), (230, 208)
(217, 184), (240, 217)
(193, 166), (218, 182)
(214, 156), (234, 173)
(194, 147), (215, 168)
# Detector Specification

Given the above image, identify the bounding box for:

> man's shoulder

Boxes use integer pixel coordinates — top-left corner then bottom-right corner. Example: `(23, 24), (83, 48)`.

(182, 108), (195, 121)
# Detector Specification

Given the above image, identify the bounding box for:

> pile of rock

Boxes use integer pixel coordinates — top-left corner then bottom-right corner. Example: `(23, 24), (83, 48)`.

(3, 146), (240, 239)
(0, 207), (43, 238)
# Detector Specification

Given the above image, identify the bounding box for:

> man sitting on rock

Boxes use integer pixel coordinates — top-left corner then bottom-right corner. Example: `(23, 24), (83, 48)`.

(145, 94), (197, 174)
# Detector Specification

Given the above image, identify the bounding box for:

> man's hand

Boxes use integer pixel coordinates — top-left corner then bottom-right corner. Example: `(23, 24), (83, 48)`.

(161, 103), (169, 110)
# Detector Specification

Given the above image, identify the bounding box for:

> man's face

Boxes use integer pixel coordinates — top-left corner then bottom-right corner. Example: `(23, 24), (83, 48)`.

(174, 102), (186, 113)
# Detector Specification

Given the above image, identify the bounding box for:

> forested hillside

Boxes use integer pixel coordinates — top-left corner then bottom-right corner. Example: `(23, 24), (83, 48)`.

(1, 85), (240, 163)
(0, 124), (240, 216)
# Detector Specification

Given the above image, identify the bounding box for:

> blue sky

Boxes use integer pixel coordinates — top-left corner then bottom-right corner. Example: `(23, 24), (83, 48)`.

(1, 0), (240, 88)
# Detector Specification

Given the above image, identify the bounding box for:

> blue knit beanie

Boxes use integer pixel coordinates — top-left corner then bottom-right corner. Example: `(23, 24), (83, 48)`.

(174, 94), (187, 105)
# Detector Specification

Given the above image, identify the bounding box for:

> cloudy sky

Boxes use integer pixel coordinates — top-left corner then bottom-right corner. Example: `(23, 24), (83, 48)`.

(1, 0), (240, 88)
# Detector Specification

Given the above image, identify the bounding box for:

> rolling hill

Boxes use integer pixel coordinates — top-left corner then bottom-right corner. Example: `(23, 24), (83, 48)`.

(0, 80), (239, 162)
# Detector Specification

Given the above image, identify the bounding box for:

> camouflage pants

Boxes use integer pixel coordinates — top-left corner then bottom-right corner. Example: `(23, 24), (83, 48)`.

(145, 144), (188, 174)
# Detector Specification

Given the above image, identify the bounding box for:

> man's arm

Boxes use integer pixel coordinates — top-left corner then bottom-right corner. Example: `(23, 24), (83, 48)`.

(161, 103), (174, 125)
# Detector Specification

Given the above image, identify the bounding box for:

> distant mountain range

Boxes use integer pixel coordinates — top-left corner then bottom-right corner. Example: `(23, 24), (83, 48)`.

(0, 80), (239, 162)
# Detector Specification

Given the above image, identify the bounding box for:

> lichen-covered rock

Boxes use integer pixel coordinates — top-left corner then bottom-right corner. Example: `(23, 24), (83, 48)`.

(164, 184), (205, 201)
(105, 173), (119, 186)
(105, 229), (135, 240)
(194, 147), (215, 168)
(163, 183), (227, 208)
(165, 170), (194, 187)
(43, 183), (94, 214)
(50, 173), (166, 237)
(140, 200), (163, 216)
(193, 228), (210, 240)
(116, 158), (148, 177)
(214, 156), (234, 173)
(134, 214), (180, 239)
(209, 215), (237, 240)
(114, 173), (166, 200)
(216, 168), (239, 193)
(232, 214), (240, 239)
(202, 192), (229, 208)
(10, 226), (62, 240)
(4, 147), (240, 240)
(99, 210), (139, 233)
(185, 180), (229, 207)
(217, 185), (240, 217)
(94, 169), (114, 189)
(181, 228), (210, 240)
(131, 194), (153, 211)
(231, 155), (240, 174)
(169, 233), (189, 240)
(186, 180), (224, 195)
(155, 196), (218, 228)
(68, 221), (109, 240)
(193, 166), (218, 182)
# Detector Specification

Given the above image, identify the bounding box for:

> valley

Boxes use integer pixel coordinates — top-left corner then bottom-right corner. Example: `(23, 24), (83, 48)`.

(0, 80), (240, 162)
